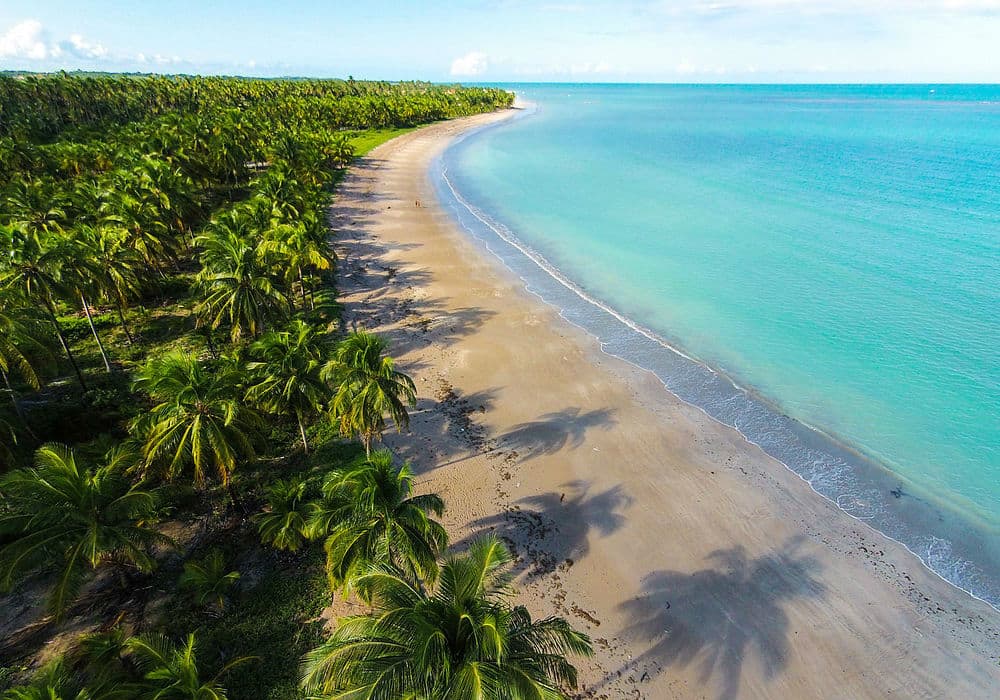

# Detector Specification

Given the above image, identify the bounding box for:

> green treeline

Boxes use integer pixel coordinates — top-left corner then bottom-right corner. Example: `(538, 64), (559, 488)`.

(0, 73), (514, 140)
(1, 75), (589, 700)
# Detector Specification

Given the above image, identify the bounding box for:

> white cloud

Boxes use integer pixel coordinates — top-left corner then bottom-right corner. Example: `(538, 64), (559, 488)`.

(570, 60), (611, 75)
(645, 0), (1000, 15)
(0, 19), (110, 64)
(153, 54), (182, 65)
(60, 33), (109, 59)
(512, 59), (613, 77)
(0, 19), (50, 60)
(0, 19), (196, 70)
(676, 58), (697, 75)
(450, 51), (489, 76)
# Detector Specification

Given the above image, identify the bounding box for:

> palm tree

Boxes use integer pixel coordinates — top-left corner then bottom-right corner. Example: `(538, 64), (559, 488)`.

(0, 289), (53, 431)
(194, 211), (289, 343)
(132, 352), (262, 488)
(0, 443), (169, 620)
(1, 660), (90, 700)
(178, 550), (240, 612)
(84, 224), (144, 345)
(245, 320), (331, 453)
(104, 187), (176, 271)
(306, 450), (446, 595)
(3, 179), (66, 237)
(254, 477), (310, 552)
(125, 633), (252, 700)
(323, 331), (416, 457)
(2, 648), (136, 700)
(0, 225), (88, 389)
(259, 217), (332, 312)
(58, 233), (114, 374)
(300, 537), (593, 699)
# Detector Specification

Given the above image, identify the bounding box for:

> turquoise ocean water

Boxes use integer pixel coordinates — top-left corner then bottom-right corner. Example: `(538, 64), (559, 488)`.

(433, 84), (1000, 606)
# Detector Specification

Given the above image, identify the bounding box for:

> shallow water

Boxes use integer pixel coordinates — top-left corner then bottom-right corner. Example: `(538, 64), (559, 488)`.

(435, 84), (1000, 606)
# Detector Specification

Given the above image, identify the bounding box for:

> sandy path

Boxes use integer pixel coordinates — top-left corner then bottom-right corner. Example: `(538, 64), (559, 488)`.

(330, 110), (1000, 699)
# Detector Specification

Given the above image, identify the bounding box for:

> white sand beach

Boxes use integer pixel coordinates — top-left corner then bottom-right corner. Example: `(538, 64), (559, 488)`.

(330, 110), (1000, 699)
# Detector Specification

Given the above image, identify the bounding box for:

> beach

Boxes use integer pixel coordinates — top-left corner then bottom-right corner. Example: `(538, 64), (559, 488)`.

(330, 110), (1000, 699)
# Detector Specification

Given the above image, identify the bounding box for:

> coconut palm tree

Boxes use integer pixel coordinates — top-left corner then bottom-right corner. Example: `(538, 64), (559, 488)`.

(194, 211), (289, 343)
(132, 352), (262, 488)
(299, 537), (593, 699)
(125, 633), (252, 700)
(245, 320), (332, 453)
(1, 647), (137, 700)
(104, 186), (176, 271)
(306, 450), (446, 595)
(254, 477), (310, 552)
(58, 233), (114, 374)
(0, 443), (169, 620)
(323, 331), (416, 457)
(259, 217), (332, 312)
(3, 179), (66, 237)
(83, 224), (145, 345)
(178, 550), (240, 612)
(0, 225), (87, 389)
(0, 289), (53, 430)
(1, 659), (96, 700)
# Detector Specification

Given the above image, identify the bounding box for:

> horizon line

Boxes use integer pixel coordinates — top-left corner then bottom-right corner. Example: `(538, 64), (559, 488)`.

(2, 70), (999, 87)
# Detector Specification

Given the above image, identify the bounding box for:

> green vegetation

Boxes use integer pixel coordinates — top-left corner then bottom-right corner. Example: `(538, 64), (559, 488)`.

(0, 442), (168, 620)
(306, 450), (448, 596)
(0, 73), (588, 700)
(301, 537), (593, 699)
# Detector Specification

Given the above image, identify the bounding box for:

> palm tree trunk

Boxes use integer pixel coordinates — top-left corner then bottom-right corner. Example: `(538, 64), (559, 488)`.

(116, 302), (136, 345)
(204, 329), (219, 359)
(42, 297), (87, 391)
(297, 412), (309, 454)
(363, 432), (372, 458)
(81, 293), (112, 373)
(297, 267), (309, 309)
(1, 368), (37, 439)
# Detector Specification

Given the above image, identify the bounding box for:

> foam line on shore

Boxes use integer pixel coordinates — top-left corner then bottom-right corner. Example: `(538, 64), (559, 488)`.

(432, 117), (1000, 612)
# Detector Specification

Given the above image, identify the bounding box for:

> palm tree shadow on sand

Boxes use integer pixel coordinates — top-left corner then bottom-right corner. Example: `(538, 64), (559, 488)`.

(612, 536), (826, 700)
(456, 480), (631, 579)
(498, 407), (617, 464)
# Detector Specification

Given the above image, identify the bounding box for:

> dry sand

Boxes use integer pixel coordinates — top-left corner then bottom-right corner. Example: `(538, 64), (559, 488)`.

(330, 110), (1000, 699)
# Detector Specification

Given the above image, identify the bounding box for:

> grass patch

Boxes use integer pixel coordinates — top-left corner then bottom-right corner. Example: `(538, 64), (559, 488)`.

(152, 435), (365, 699)
(159, 541), (330, 700)
(347, 127), (419, 156)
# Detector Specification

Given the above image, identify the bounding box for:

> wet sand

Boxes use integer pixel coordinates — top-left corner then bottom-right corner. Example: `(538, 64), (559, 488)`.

(329, 110), (1000, 699)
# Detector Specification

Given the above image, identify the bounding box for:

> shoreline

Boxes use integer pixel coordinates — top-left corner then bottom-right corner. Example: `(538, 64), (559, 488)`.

(433, 136), (1000, 612)
(331, 110), (1000, 698)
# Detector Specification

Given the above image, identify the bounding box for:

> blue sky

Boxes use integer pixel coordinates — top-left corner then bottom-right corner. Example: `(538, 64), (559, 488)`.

(1, 1), (998, 82)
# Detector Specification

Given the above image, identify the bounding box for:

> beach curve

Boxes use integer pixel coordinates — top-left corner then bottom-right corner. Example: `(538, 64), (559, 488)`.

(330, 110), (1000, 699)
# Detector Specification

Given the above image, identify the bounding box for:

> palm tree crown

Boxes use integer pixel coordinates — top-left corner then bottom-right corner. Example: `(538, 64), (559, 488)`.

(300, 536), (593, 700)
(254, 477), (311, 552)
(194, 211), (289, 343)
(245, 319), (332, 453)
(0, 289), (51, 392)
(306, 450), (447, 594)
(132, 352), (261, 487)
(323, 331), (416, 456)
(125, 632), (252, 700)
(0, 443), (168, 619)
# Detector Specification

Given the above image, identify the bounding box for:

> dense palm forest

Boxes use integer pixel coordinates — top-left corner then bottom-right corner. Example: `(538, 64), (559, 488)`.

(0, 74), (593, 699)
